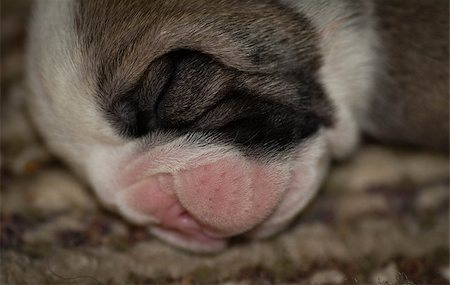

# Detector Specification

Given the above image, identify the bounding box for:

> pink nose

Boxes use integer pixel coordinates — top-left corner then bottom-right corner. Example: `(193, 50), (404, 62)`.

(175, 157), (285, 236)
(125, 156), (287, 240)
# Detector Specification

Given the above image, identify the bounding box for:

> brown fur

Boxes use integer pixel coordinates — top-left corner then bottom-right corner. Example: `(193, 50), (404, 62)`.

(367, 0), (449, 151)
(75, 0), (320, 95)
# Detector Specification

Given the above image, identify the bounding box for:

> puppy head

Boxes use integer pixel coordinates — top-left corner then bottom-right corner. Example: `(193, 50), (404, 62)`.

(27, 0), (334, 251)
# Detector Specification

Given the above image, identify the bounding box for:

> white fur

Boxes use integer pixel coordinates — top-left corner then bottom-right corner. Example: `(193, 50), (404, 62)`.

(248, 133), (329, 238)
(27, 0), (124, 175)
(280, 0), (380, 158)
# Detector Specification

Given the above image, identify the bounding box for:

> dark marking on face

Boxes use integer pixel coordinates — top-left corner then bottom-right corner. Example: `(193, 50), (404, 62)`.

(75, 0), (334, 156)
(104, 49), (333, 155)
(104, 51), (180, 137)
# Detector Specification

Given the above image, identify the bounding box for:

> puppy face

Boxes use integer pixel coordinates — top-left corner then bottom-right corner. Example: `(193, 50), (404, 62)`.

(27, 0), (337, 251)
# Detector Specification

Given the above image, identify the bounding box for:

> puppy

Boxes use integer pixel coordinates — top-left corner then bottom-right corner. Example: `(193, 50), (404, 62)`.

(26, 0), (448, 251)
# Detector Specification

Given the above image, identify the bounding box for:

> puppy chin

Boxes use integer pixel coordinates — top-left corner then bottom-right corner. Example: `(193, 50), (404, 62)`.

(150, 227), (228, 253)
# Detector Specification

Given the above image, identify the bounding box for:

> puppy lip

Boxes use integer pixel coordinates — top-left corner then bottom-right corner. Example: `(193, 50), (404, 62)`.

(160, 217), (227, 242)
(122, 170), (231, 246)
(155, 198), (231, 249)
(150, 227), (227, 252)
(200, 228), (232, 239)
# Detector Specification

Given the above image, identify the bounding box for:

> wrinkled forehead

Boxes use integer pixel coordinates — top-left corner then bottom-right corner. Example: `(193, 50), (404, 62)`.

(66, 0), (331, 157)
(74, 0), (320, 73)
(73, 0), (324, 98)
